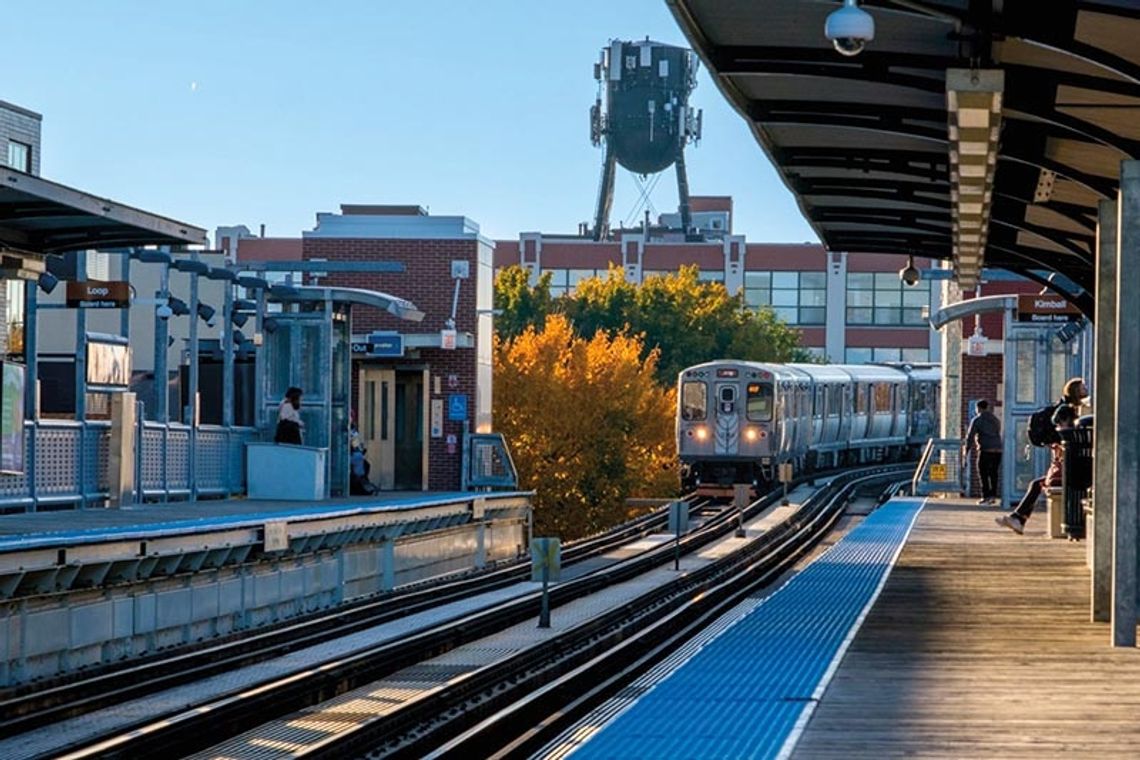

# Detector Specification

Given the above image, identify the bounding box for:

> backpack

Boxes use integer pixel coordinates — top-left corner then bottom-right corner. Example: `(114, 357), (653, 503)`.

(1027, 402), (1062, 447)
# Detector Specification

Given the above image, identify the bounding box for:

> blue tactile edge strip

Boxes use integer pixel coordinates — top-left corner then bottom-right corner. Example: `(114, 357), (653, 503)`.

(571, 497), (926, 760)
(0, 491), (532, 552)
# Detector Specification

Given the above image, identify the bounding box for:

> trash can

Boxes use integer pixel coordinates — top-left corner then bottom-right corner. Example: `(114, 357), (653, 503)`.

(1061, 428), (1093, 540)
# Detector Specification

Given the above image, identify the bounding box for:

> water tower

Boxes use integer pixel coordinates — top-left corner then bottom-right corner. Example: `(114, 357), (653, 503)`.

(590, 39), (702, 240)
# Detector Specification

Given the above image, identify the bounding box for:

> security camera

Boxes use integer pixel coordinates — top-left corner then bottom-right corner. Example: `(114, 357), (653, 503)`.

(206, 316), (218, 329)
(156, 304), (173, 319)
(825, 0), (874, 57)
(899, 262), (921, 287)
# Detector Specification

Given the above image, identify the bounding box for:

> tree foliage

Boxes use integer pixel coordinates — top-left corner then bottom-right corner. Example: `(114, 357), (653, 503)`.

(494, 314), (676, 541)
(495, 264), (811, 385)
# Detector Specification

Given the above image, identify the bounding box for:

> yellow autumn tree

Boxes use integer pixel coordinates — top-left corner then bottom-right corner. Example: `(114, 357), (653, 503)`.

(495, 314), (677, 540)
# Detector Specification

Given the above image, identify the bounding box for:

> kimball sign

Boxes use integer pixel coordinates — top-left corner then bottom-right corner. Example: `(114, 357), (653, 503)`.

(1016, 294), (1080, 323)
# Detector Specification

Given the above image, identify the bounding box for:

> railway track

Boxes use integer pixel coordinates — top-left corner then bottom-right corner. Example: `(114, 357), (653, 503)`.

(0, 496), (694, 741)
(14, 464), (907, 759)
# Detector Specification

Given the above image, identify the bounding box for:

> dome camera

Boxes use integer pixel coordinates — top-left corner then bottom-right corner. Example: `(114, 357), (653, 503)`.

(899, 261), (921, 287)
(825, 0), (874, 57)
(206, 315), (218, 329)
(156, 304), (173, 319)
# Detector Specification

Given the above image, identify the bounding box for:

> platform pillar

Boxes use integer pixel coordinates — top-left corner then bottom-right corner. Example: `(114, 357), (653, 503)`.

(1093, 200), (1117, 622)
(1112, 161), (1140, 647)
(939, 275), (963, 440)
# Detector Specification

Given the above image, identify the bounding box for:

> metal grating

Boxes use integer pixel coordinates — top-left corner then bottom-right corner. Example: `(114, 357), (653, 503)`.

(569, 498), (926, 760)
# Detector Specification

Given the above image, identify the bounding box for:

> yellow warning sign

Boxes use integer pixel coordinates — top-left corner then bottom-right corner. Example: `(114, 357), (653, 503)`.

(929, 463), (948, 481)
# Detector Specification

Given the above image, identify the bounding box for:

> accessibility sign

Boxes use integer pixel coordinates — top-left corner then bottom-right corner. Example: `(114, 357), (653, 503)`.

(448, 393), (467, 421)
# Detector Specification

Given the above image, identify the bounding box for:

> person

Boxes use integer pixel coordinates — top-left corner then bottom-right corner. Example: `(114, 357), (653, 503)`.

(964, 399), (1002, 505)
(1060, 377), (1089, 415)
(996, 404), (1078, 534)
(274, 386), (304, 445)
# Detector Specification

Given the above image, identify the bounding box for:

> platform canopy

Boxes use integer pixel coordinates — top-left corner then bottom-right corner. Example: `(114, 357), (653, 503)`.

(667, 0), (1140, 315)
(268, 284), (426, 322)
(0, 167), (206, 270)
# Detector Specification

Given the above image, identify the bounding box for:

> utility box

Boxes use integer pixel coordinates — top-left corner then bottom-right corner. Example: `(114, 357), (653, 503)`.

(247, 442), (327, 500)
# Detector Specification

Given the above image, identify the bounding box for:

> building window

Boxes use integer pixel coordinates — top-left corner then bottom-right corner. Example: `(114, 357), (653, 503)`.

(697, 270), (725, 283)
(744, 271), (826, 325)
(845, 347), (873, 364)
(6, 280), (25, 358)
(846, 273), (930, 326)
(7, 141), (31, 173)
(873, 347), (902, 362)
(901, 348), (930, 363)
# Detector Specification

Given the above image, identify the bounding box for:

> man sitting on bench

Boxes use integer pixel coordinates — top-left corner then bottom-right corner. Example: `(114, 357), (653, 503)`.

(996, 404), (1078, 535)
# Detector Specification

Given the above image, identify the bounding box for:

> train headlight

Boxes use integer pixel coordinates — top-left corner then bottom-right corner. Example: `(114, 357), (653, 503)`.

(745, 428), (759, 442)
(694, 426), (708, 441)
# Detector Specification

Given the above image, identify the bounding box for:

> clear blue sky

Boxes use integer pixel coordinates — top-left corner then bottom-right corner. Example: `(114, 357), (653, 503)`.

(6, 1), (818, 245)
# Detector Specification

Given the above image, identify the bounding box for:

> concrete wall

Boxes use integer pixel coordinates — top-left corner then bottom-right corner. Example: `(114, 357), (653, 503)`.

(0, 516), (526, 686)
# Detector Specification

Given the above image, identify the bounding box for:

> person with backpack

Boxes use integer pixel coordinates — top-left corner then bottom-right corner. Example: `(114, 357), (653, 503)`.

(964, 399), (1002, 505)
(1027, 377), (1089, 447)
(997, 404), (1078, 534)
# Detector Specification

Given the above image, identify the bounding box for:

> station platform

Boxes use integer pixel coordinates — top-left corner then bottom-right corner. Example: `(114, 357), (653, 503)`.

(553, 497), (1140, 759)
(0, 491), (530, 599)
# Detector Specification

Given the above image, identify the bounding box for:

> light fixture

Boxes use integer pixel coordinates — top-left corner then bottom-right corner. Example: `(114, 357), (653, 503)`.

(196, 302), (216, 323)
(37, 272), (59, 294)
(946, 69), (1003, 290)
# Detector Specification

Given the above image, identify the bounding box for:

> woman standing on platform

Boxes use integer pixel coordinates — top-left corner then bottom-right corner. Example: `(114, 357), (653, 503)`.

(275, 387), (305, 445)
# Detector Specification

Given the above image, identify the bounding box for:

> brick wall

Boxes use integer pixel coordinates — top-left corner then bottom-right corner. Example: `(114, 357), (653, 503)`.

(303, 237), (479, 491)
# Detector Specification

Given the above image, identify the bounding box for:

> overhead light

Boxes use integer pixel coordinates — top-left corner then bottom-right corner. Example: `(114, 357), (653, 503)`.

(37, 272), (59, 294)
(947, 69), (1004, 290)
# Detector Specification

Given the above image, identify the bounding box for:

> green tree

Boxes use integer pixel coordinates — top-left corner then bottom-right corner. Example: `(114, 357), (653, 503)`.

(493, 265), (554, 341)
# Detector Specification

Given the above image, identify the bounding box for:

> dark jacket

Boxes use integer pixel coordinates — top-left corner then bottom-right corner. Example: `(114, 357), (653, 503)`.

(965, 410), (1002, 452)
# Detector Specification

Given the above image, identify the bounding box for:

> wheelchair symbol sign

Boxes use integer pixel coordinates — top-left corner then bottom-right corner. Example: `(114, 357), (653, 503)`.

(448, 394), (467, 421)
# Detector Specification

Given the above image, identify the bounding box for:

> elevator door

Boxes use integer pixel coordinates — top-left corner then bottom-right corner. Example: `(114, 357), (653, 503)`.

(358, 368), (395, 490)
(393, 373), (426, 490)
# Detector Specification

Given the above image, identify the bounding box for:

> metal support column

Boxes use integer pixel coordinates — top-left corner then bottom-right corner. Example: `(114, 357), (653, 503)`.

(74, 251), (88, 508)
(1112, 160), (1140, 647)
(188, 252), (200, 501)
(1094, 199), (1118, 623)
(254, 288), (267, 433)
(153, 264), (170, 423)
(24, 281), (38, 511)
(222, 280), (234, 428)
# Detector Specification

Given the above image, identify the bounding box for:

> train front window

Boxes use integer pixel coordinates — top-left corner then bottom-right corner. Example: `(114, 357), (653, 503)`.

(746, 382), (773, 421)
(681, 381), (707, 421)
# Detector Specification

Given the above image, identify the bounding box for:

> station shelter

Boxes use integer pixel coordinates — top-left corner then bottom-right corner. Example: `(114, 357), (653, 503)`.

(236, 204), (495, 493)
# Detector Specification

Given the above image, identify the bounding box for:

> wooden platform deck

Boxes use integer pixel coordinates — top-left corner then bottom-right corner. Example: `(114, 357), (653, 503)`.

(792, 498), (1140, 759)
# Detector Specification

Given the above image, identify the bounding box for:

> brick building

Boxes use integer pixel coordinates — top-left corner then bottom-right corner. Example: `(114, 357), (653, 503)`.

(235, 205), (493, 492)
(493, 197), (944, 364)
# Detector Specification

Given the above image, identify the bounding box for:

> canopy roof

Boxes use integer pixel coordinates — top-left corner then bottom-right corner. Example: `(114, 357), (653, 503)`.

(668, 0), (1140, 314)
(0, 168), (206, 255)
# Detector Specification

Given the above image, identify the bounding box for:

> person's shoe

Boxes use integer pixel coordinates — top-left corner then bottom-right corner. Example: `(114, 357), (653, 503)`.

(996, 514), (1024, 535)
(977, 498), (989, 505)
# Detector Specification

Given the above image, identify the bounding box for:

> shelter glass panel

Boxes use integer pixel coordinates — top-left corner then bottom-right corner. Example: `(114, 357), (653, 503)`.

(1015, 338), (1037, 404)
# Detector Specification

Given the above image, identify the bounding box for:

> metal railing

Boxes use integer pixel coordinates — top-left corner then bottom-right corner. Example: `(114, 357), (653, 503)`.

(0, 419), (256, 512)
(911, 438), (966, 497)
(138, 421), (256, 501)
(463, 433), (518, 490)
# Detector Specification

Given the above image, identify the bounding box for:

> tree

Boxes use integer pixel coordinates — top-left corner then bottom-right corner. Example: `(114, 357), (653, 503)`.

(494, 314), (676, 540)
(493, 265), (554, 341)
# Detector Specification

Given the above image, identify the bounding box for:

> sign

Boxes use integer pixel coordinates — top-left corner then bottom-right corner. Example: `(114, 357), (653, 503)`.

(448, 393), (467, 421)
(0, 362), (25, 474)
(440, 328), (458, 350)
(967, 334), (987, 357)
(1017, 294), (1080, 323)
(367, 331), (404, 357)
(447, 373), (459, 390)
(350, 333), (404, 357)
(430, 398), (443, 438)
(86, 338), (130, 388)
(264, 521), (289, 552)
(930, 463), (948, 481)
(66, 280), (130, 309)
(446, 433), (458, 454)
(530, 537), (562, 582)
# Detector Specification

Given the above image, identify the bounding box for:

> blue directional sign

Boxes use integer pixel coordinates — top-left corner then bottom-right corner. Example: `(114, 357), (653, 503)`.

(448, 393), (467, 421)
(368, 332), (404, 357)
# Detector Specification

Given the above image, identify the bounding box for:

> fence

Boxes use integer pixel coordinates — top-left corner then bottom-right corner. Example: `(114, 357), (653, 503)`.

(911, 438), (966, 497)
(0, 419), (255, 512)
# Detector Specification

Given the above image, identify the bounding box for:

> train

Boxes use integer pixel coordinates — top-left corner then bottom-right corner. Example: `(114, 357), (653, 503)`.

(677, 360), (941, 491)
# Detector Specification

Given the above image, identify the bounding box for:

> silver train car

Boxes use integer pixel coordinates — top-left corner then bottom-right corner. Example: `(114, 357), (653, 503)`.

(677, 360), (941, 491)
